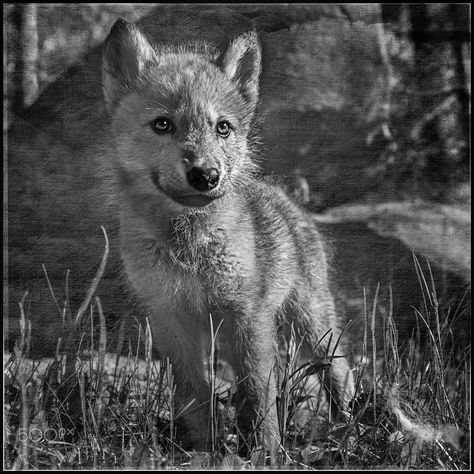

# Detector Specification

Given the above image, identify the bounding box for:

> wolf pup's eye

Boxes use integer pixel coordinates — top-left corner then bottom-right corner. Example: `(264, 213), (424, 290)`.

(152, 117), (173, 133)
(216, 121), (231, 138)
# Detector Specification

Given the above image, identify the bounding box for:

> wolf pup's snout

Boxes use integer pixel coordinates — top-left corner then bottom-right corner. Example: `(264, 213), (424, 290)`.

(186, 166), (220, 191)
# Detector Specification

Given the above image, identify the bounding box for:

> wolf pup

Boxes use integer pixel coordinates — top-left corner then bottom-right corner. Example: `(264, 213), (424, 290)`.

(102, 19), (354, 457)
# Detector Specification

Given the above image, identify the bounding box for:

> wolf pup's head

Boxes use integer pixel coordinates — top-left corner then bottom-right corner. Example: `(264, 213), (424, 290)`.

(102, 19), (261, 210)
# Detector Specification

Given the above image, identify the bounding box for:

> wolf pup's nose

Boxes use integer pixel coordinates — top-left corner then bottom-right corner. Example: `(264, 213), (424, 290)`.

(187, 167), (220, 191)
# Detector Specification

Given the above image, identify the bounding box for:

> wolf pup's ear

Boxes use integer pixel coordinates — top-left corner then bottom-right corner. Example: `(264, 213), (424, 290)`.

(219, 30), (262, 111)
(102, 19), (155, 113)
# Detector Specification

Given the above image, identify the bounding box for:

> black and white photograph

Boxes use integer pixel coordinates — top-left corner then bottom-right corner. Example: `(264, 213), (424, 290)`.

(4, 3), (471, 469)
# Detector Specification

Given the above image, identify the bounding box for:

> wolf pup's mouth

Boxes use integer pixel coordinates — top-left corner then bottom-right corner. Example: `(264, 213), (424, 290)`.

(171, 194), (217, 207)
(151, 172), (220, 207)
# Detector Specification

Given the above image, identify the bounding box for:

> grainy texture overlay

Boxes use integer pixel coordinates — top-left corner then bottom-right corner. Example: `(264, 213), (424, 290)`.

(4, 4), (470, 470)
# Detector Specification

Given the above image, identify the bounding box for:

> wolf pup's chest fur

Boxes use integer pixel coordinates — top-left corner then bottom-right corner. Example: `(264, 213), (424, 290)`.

(169, 211), (253, 300)
(121, 193), (262, 319)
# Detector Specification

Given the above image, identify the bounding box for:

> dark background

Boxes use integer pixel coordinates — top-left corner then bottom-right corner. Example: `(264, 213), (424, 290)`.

(4, 4), (471, 357)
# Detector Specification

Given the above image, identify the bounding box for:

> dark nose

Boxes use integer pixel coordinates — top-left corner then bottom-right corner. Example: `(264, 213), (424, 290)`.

(186, 167), (220, 191)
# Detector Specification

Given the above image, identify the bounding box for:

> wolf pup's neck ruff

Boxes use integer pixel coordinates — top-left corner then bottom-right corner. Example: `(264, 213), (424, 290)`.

(102, 18), (354, 464)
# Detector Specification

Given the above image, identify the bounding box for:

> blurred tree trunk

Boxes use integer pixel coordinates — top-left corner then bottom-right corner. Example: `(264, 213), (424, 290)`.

(9, 4), (22, 114)
(448, 3), (470, 172)
(408, 4), (452, 191)
(12, 3), (38, 112)
(379, 4), (470, 198)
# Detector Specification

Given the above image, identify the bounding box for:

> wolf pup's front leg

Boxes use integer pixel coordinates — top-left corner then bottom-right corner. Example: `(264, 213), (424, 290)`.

(117, 231), (214, 446)
(230, 311), (280, 462)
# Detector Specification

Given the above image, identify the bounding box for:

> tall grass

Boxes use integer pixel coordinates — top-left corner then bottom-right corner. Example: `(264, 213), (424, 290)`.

(4, 248), (470, 469)
(345, 254), (470, 470)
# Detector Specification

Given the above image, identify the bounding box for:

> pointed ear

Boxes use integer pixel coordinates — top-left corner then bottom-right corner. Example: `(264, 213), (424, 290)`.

(218, 30), (261, 109)
(102, 19), (156, 113)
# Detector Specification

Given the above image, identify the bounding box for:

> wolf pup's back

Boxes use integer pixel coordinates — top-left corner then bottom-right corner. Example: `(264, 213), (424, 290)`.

(102, 19), (354, 461)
